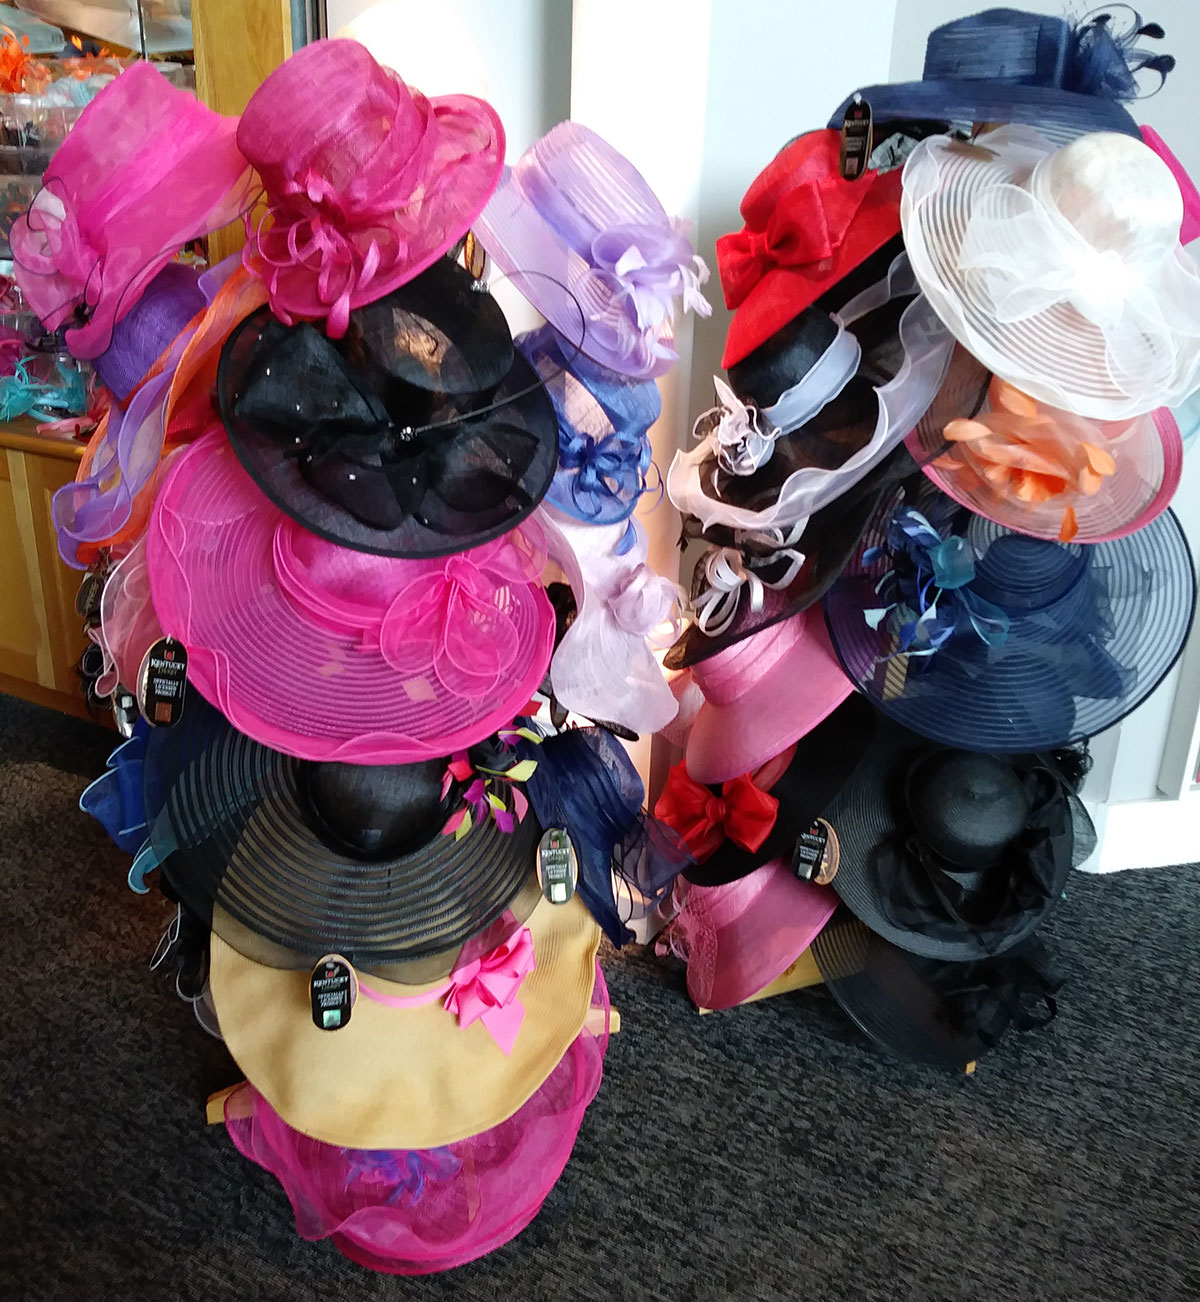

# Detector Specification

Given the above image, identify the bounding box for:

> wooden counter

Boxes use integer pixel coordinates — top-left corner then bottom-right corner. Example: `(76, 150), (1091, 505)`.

(0, 419), (92, 719)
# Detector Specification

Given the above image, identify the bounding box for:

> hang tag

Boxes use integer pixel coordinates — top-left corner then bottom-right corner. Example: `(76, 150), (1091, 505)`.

(137, 637), (188, 727)
(537, 828), (578, 905)
(793, 818), (840, 885)
(75, 565), (108, 621)
(840, 94), (873, 181)
(112, 689), (139, 739)
(310, 954), (357, 1031)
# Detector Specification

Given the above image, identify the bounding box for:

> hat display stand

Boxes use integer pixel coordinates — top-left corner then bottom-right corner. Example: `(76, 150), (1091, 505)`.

(60, 35), (703, 1275)
(45, 3), (1200, 1276)
(652, 5), (1196, 1076)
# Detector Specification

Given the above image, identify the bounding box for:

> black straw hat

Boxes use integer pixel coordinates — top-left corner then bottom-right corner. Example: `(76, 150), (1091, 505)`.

(822, 721), (1095, 960)
(138, 695), (540, 980)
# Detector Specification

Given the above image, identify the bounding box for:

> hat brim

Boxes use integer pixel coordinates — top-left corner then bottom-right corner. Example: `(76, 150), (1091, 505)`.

(909, 404), (1182, 544)
(147, 431), (556, 764)
(811, 911), (993, 1068)
(147, 694), (540, 976)
(685, 608), (853, 785)
(822, 481), (1197, 752)
(827, 82), (1140, 148)
(901, 127), (1200, 419)
(686, 862), (838, 1010)
(210, 892), (601, 1150)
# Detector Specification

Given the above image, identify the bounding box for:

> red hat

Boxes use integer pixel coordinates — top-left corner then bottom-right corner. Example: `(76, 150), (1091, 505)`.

(717, 130), (903, 368)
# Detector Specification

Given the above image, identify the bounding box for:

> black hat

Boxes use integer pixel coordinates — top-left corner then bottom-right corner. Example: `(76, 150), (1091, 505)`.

(811, 910), (1064, 1069)
(218, 256), (559, 558)
(822, 721), (1095, 959)
(139, 695), (540, 980)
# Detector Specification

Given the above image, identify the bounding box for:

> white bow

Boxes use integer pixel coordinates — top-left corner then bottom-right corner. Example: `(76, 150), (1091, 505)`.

(695, 376), (783, 477)
(692, 523), (807, 635)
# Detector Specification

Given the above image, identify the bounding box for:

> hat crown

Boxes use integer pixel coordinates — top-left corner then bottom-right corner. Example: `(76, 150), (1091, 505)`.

(690, 592), (806, 705)
(967, 527), (1090, 614)
(298, 757), (449, 859)
(514, 120), (669, 257)
(923, 9), (1070, 87)
(907, 751), (1030, 867)
(1036, 131), (1183, 275)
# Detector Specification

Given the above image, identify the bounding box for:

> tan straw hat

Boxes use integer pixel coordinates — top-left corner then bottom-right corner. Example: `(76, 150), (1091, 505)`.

(209, 889), (601, 1150)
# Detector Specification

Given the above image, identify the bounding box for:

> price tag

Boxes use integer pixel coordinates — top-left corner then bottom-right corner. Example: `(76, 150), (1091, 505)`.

(137, 637), (188, 727)
(537, 828), (578, 905)
(310, 955), (357, 1031)
(840, 94), (873, 180)
(793, 818), (840, 885)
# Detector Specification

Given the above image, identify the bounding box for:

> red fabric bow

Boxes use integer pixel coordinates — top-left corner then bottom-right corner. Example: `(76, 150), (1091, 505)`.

(716, 182), (841, 309)
(653, 761), (778, 863)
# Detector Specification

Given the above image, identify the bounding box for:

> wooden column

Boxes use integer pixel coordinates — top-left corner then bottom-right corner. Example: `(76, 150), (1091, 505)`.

(192, 0), (294, 263)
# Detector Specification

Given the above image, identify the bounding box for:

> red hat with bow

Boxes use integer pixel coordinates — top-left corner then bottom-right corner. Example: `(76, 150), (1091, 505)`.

(717, 130), (903, 368)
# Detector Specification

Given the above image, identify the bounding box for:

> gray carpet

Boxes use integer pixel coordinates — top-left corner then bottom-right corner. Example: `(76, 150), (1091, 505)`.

(1, 692), (1197, 1302)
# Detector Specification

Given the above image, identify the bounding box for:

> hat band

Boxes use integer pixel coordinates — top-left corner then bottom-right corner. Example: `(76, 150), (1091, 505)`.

(761, 323), (862, 433)
(358, 925), (535, 1056)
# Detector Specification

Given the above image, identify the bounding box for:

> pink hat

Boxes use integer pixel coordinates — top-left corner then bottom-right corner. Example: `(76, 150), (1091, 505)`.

(671, 859), (837, 1010)
(146, 429), (555, 763)
(908, 377), (1183, 544)
(12, 62), (253, 358)
(685, 596), (853, 785)
(224, 969), (609, 1275)
(238, 38), (504, 337)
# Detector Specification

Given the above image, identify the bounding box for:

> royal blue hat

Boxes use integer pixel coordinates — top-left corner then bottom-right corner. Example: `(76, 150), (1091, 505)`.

(516, 323), (660, 532)
(828, 7), (1174, 147)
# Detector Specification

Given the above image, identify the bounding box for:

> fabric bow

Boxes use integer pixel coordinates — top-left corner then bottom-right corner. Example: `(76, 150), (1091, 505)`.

(719, 181), (848, 309)
(606, 562), (681, 643)
(654, 760), (779, 863)
(442, 926), (536, 1056)
(559, 425), (652, 525)
(590, 219), (712, 335)
(863, 507), (1010, 658)
(940, 378), (1121, 541)
(696, 377), (784, 476)
(693, 523), (807, 635)
(378, 550), (522, 697)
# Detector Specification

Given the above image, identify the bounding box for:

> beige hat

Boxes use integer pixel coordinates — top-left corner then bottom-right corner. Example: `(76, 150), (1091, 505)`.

(209, 890), (601, 1150)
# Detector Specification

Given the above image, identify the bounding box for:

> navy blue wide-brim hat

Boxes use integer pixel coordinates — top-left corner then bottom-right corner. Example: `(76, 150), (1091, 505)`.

(821, 478), (1196, 753)
(828, 7), (1174, 147)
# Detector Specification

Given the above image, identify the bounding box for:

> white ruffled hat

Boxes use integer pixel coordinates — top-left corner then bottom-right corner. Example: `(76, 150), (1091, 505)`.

(901, 125), (1200, 420)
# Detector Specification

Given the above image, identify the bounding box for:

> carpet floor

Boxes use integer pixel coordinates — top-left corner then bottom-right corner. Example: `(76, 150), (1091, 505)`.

(1, 692), (1197, 1302)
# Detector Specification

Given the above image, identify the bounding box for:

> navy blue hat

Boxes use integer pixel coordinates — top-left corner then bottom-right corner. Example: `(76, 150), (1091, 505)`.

(822, 478), (1196, 753)
(828, 7), (1174, 147)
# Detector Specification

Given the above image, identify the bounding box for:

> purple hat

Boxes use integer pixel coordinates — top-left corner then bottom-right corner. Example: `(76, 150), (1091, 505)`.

(474, 121), (712, 379)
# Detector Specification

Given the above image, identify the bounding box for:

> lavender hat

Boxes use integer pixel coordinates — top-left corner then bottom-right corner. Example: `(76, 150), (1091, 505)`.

(474, 121), (712, 379)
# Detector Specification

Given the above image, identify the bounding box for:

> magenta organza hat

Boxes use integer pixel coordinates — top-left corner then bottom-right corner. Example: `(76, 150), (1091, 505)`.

(146, 429), (555, 763)
(474, 120), (712, 379)
(238, 38), (504, 337)
(685, 595), (853, 785)
(669, 860), (837, 1010)
(223, 971), (608, 1275)
(11, 62), (253, 359)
